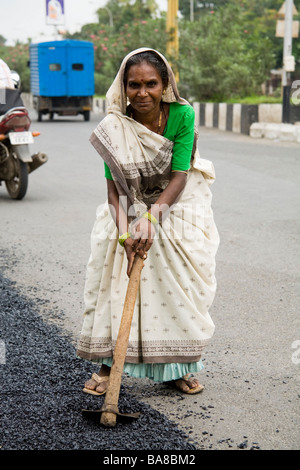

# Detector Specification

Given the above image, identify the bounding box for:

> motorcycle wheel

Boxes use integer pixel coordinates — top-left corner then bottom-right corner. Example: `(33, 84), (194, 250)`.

(5, 157), (28, 200)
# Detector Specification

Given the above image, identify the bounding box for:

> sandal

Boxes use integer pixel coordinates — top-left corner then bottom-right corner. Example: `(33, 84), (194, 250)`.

(168, 374), (204, 395)
(82, 373), (109, 396)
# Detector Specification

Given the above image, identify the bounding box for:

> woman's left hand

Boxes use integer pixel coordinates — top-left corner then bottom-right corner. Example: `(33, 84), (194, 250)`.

(131, 217), (155, 259)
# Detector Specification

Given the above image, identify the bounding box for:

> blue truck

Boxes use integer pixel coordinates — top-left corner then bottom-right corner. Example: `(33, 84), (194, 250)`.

(29, 39), (95, 121)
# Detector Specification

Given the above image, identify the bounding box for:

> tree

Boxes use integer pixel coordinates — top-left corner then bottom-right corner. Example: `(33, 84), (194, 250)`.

(235, 0), (287, 69)
(66, 0), (168, 95)
(0, 42), (30, 92)
(56, 0), (300, 99)
(177, 3), (275, 101)
(96, 0), (160, 30)
(179, 0), (233, 21)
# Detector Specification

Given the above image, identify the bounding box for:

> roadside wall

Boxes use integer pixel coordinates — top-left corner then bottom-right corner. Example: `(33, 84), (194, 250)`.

(22, 93), (300, 142)
(194, 102), (300, 135)
(91, 98), (300, 138)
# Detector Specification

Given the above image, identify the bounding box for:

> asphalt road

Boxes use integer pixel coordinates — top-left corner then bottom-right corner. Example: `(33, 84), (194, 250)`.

(0, 110), (299, 450)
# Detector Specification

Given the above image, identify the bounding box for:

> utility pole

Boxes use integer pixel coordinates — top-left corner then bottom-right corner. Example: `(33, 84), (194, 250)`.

(190, 0), (194, 22)
(166, 0), (179, 80)
(104, 7), (113, 28)
(282, 0), (294, 123)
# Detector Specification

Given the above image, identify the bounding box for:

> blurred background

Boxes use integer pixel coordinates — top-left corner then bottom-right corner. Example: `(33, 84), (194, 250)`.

(0, 0), (299, 105)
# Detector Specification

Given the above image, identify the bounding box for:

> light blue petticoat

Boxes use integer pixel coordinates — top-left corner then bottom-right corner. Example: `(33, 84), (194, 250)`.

(98, 358), (204, 383)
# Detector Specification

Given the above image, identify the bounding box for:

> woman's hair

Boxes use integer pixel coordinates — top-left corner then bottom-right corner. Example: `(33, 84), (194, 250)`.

(123, 51), (169, 89)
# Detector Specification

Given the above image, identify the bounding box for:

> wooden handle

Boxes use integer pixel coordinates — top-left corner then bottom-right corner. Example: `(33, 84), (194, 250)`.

(100, 255), (144, 427)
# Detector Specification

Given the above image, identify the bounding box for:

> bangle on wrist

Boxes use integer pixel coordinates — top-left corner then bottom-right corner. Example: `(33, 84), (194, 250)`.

(118, 232), (131, 247)
(142, 211), (158, 226)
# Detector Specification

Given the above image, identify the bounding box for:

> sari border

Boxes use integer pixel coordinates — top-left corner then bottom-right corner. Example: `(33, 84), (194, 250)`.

(77, 335), (209, 365)
(76, 349), (203, 365)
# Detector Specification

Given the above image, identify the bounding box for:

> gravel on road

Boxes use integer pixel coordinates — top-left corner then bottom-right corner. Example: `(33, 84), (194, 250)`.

(0, 273), (197, 451)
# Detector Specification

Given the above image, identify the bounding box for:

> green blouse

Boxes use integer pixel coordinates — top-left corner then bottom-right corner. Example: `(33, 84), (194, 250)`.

(104, 102), (195, 179)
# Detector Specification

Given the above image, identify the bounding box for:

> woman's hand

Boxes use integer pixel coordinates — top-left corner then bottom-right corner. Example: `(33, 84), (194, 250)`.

(124, 217), (155, 276)
(131, 217), (155, 256)
(123, 237), (137, 277)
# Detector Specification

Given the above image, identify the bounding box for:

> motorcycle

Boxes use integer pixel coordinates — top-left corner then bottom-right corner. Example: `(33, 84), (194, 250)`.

(0, 73), (48, 200)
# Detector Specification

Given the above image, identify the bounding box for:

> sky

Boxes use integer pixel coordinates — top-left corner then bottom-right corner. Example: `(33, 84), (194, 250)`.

(0, 0), (168, 46)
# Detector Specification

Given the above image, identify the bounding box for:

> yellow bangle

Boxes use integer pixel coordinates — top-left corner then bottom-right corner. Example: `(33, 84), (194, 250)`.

(118, 232), (131, 247)
(142, 211), (158, 225)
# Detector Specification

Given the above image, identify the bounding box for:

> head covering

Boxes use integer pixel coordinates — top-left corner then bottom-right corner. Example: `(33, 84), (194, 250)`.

(90, 48), (215, 212)
(106, 48), (188, 115)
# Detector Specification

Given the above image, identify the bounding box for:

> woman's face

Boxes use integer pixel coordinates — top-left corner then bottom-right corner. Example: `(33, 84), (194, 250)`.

(125, 61), (164, 115)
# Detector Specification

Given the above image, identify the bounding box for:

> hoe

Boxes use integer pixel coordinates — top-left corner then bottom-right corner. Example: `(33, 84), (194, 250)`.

(83, 255), (144, 426)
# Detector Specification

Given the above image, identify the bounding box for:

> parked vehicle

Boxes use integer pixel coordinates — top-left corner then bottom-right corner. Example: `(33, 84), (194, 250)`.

(0, 87), (47, 200)
(29, 40), (95, 121)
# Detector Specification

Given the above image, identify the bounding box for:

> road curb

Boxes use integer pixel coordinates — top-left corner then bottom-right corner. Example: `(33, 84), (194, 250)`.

(21, 93), (300, 143)
(250, 122), (300, 143)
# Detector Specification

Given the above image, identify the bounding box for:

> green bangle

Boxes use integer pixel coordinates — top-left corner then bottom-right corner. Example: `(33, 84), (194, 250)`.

(142, 211), (158, 225)
(118, 232), (131, 247)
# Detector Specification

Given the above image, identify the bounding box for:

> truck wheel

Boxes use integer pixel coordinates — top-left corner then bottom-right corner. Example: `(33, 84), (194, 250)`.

(38, 111), (43, 122)
(5, 157), (28, 200)
(83, 111), (90, 121)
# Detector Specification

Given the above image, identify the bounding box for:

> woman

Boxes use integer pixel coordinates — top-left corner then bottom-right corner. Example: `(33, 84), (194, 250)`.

(76, 48), (219, 395)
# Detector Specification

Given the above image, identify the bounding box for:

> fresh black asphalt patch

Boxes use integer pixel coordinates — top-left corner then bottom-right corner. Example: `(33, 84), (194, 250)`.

(0, 273), (197, 451)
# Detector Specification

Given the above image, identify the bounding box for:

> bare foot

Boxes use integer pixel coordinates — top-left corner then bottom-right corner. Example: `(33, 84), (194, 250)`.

(83, 364), (111, 395)
(171, 374), (204, 394)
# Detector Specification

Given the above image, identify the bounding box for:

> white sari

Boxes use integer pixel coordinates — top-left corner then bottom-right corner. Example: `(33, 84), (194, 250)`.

(76, 49), (219, 381)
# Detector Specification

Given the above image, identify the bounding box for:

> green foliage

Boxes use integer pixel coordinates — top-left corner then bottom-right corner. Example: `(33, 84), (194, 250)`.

(67, 14), (168, 96)
(236, 0), (289, 69)
(226, 94), (282, 104)
(177, 3), (277, 101)
(0, 42), (30, 92)
(179, 0), (228, 21)
(0, 0), (299, 101)
(96, 0), (160, 29)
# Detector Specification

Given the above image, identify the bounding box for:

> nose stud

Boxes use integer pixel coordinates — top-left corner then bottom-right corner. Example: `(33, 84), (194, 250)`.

(138, 88), (148, 96)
